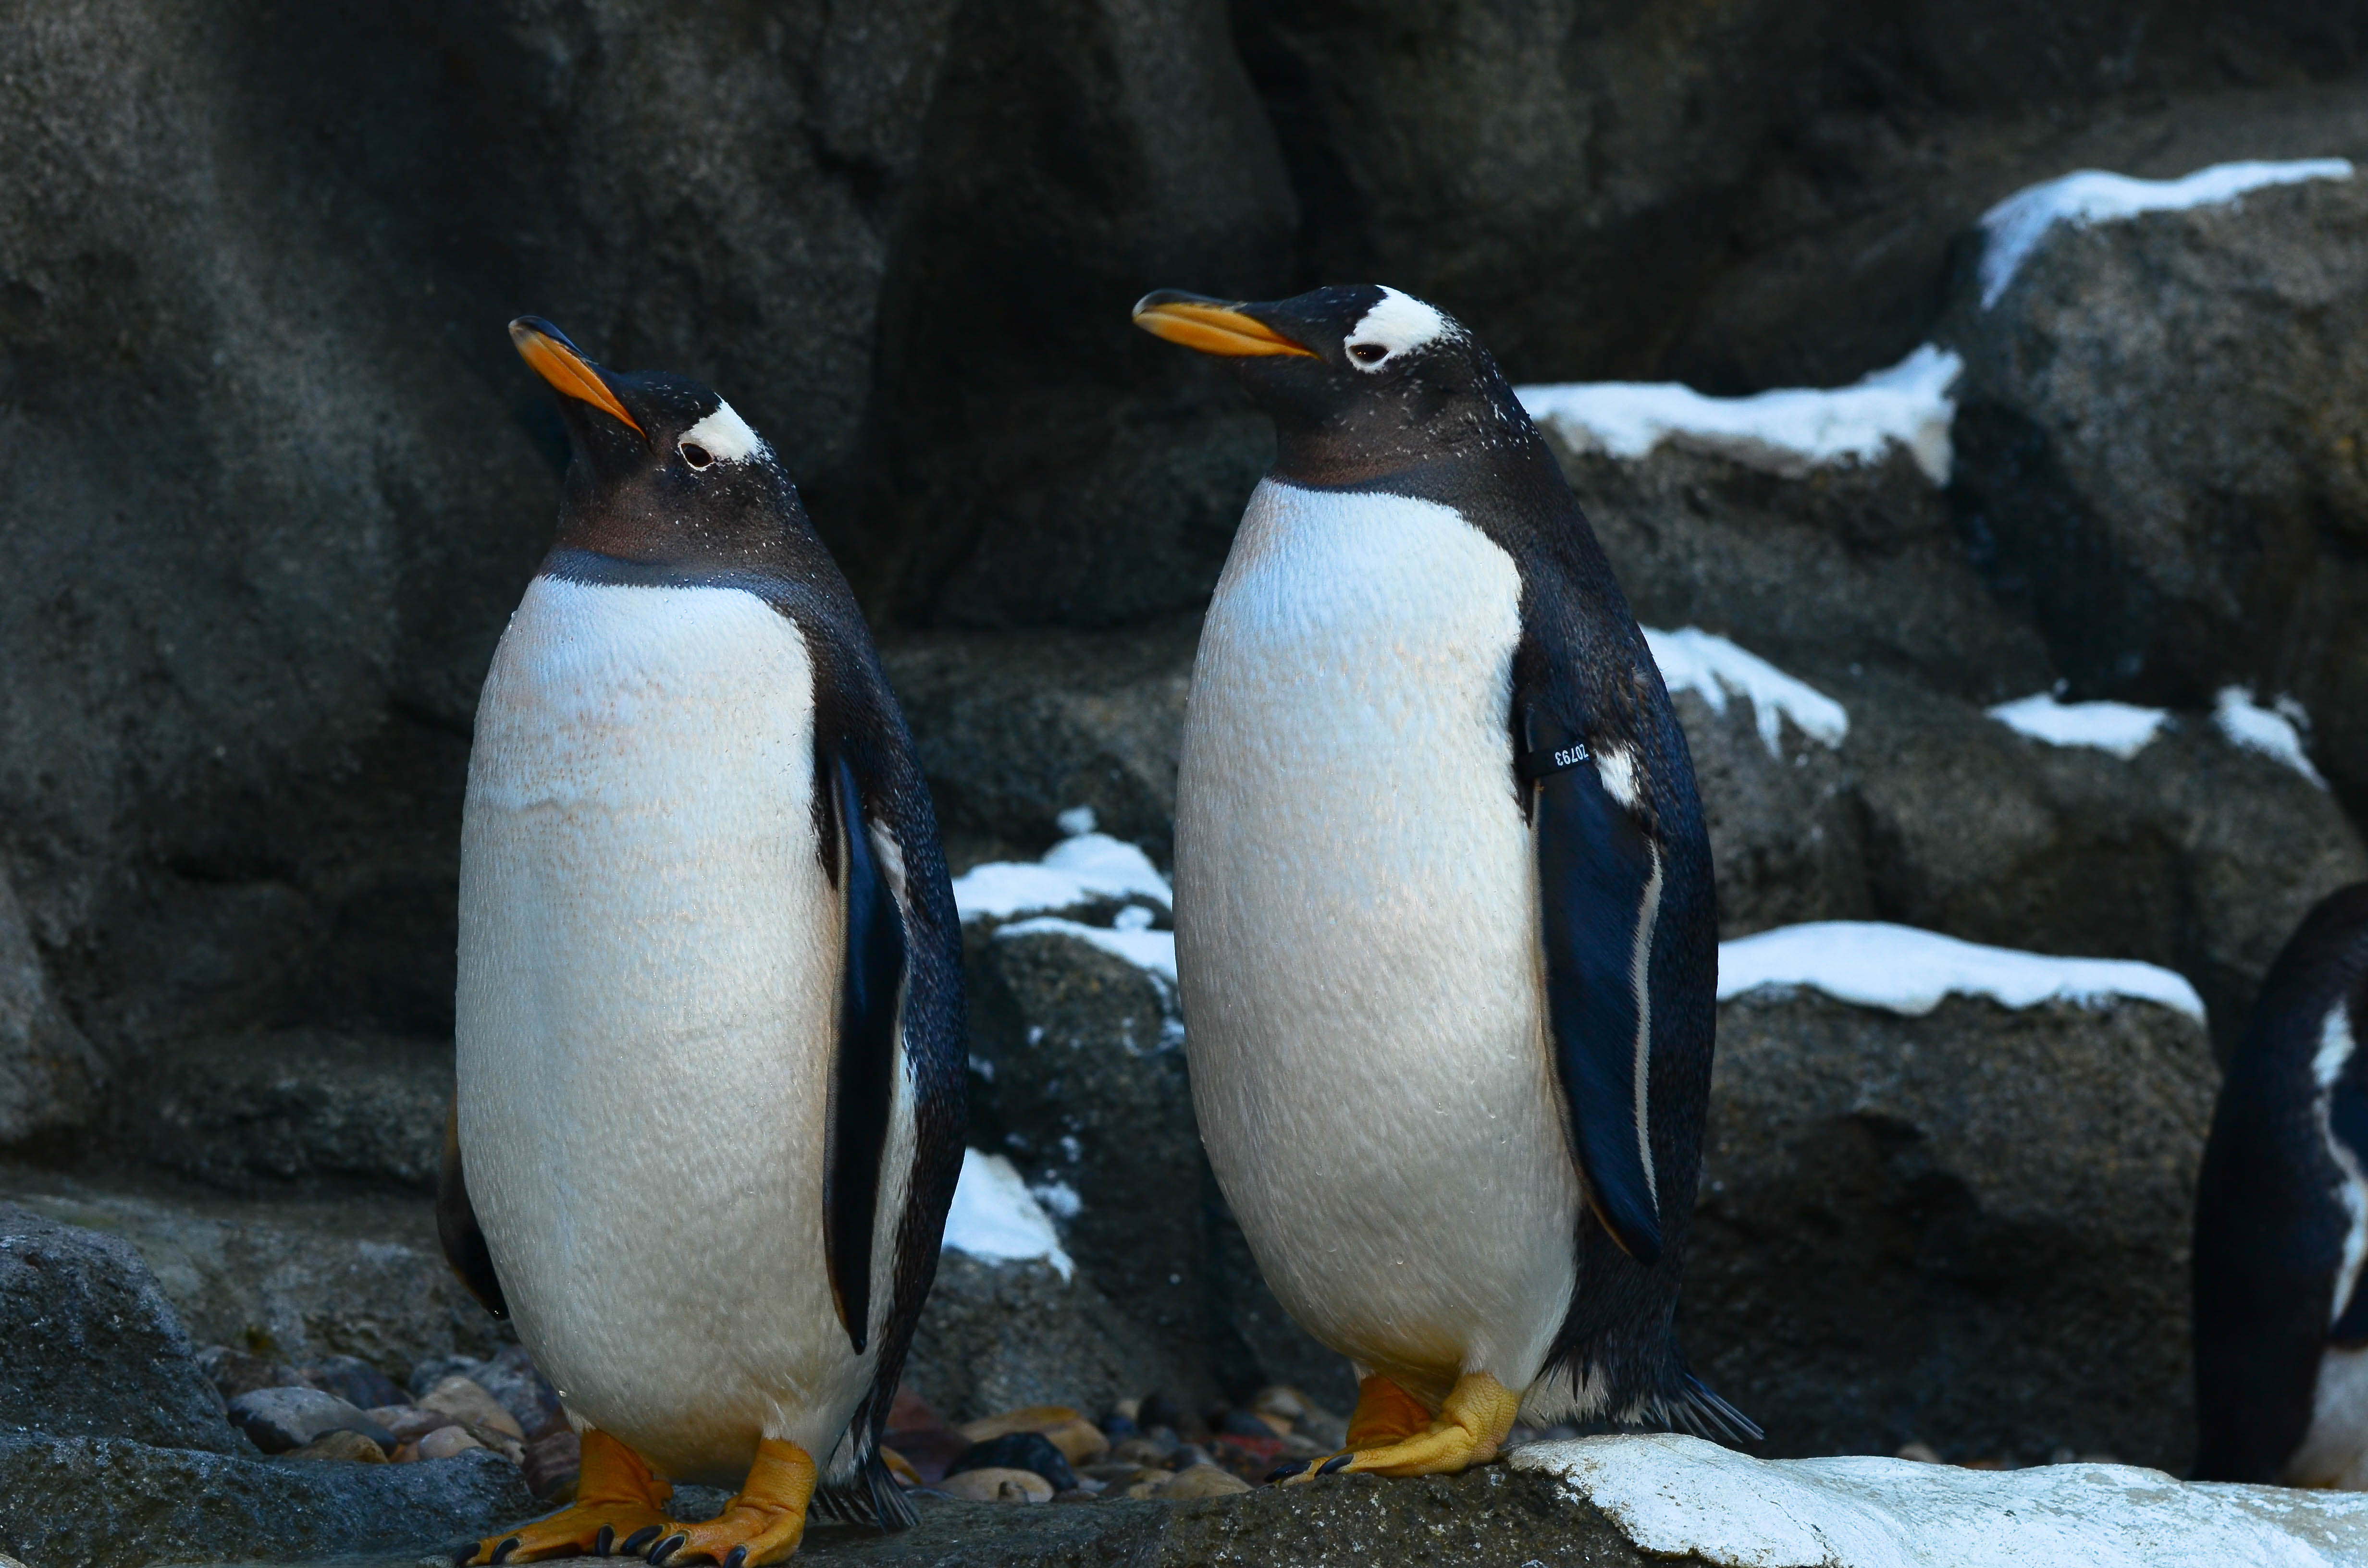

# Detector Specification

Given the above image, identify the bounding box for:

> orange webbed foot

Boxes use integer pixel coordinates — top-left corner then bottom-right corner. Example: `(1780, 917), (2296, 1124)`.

(643, 1438), (816, 1567)
(1278, 1371), (1518, 1482)
(456, 1427), (673, 1563)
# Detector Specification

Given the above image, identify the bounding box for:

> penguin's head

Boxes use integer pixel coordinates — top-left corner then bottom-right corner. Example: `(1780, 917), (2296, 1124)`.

(509, 317), (804, 564)
(1131, 284), (1527, 482)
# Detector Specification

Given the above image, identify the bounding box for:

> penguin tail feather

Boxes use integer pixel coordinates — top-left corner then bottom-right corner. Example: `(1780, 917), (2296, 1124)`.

(1662, 1372), (1762, 1445)
(810, 1449), (918, 1532)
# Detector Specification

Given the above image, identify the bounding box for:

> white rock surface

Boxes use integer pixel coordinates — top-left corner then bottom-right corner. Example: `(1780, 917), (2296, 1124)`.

(1516, 1433), (2368, 1568)
(1645, 626), (1849, 757)
(1717, 921), (2205, 1020)
(1978, 159), (2355, 308)
(1517, 343), (1962, 484)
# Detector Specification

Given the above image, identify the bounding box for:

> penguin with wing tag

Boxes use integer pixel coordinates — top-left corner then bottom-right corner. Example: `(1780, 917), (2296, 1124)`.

(1135, 285), (1752, 1478)
(439, 320), (964, 1565)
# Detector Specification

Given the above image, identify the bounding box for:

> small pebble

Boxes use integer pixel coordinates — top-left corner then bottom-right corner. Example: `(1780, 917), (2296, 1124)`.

(1128, 1463), (1250, 1500)
(957, 1404), (1109, 1465)
(947, 1431), (1077, 1492)
(301, 1354), (404, 1411)
(366, 1405), (461, 1445)
(418, 1426), (486, 1460)
(226, 1387), (396, 1456)
(1110, 1434), (1175, 1466)
(1896, 1443), (1944, 1464)
(283, 1428), (388, 1464)
(420, 1376), (526, 1441)
(939, 1466), (1053, 1504)
(197, 1347), (307, 1401)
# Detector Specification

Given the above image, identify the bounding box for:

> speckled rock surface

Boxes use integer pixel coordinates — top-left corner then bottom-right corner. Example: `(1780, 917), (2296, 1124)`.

(0, 1172), (508, 1377)
(0, 1436), (530, 1568)
(1687, 989), (2218, 1470)
(0, 1203), (242, 1454)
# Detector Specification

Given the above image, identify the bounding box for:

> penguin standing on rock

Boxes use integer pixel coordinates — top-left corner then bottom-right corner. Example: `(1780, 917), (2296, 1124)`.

(437, 319), (965, 1565)
(1133, 285), (1752, 1478)
(2195, 882), (2368, 1487)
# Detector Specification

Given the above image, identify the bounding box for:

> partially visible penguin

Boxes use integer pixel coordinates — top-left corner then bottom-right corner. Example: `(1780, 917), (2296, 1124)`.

(2195, 882), (2368, 1487)
(1132, 286), (1752, 1477)
(438, 319), (965, 1565)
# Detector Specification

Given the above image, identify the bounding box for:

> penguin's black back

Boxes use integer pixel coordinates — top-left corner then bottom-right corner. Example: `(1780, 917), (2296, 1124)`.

(2193, 882), (2368, 1482)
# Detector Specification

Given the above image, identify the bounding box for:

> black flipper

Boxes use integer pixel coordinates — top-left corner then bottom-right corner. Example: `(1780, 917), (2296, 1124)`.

(436, 1099), (509, 1321)
(821, 746), (908, 1356)
(1525, 701), (1665, 1266)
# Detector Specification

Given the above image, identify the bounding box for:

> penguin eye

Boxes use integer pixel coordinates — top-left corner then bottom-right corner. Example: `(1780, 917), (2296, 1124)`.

(678, 441), (714, 470)
(1348, 342), (1389, 366)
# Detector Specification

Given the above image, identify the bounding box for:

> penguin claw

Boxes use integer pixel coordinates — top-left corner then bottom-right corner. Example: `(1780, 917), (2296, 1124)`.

(646, 1438), (816, 1567)
(1318, 1452), (1356, 1475)
(1266, 1459), (1310, 1482)
(646, 1532), (687, 1565)
(620, 1526), (664, 1556)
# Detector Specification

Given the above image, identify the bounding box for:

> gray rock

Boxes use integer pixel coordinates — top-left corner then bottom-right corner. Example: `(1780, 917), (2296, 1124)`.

(405, 1345), (563, 1440)
(298, 1354), (404, 1414)
(0, 870), (99, 1150)
(1945, 169), (2368, 821)
(0, 1174), (509, 1379)
(0, 1202), (241, 1453)
(902, 1250), (1186, 1426)
(851, 0), (1294, 630)
(223, 1386), (393, 1456)
(0, 1434), (531, 1568)
(192, 1348), (303, 1402)
(1686, 987), (2218, 1470)
(886, 617), (1198, 869)
(1833, 666), (2368, 1056)
(1557, 440), (2052, 705)
(1234, 5), (2368, 392)
(132, 1030), (449, 1193)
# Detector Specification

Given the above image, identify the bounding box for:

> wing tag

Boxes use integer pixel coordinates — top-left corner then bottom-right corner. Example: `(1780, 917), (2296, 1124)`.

(1517, 741), (1593, 781)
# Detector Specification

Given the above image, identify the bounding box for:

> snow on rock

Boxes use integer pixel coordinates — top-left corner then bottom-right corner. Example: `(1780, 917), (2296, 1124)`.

(2216, 686), (2329, 789)
(1515, 1433), (2368, 1568)
(942, 1149), (1073, 1280)
(1717, 920), (2205, 1021)
(1979, 159), (2354, 308)
(1644, 627), (1848, 758)
(1986, 692), (2170, 760)
(996, 915), (1177, 986)
(950, 830), (1172, 922)
(1517, 343), (1962, 485)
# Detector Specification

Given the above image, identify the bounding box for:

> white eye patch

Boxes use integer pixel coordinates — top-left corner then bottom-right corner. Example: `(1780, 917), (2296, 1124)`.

(1343, 286), (1453, 372)
(677, 400), (765, 466)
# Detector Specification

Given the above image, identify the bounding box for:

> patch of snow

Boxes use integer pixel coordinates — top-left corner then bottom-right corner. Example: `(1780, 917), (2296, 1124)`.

(997, 915), (1177, 985)
(2217, 686), (2328, 788)
(1029, 1179), (1083, 1219)
(1717, 920), (2204, 1021)
(1979, 159), (2354, 308)
(942, 1149), (1073, 1280)
(1986, 693), (2169, 760)
(1514, 1432), (2368, 1568)
(1055, 804), (1098, 837)
(950, 833), (1172, 922)
(1644, 627), (1848, 758)
(1516, 343), (1962, 485)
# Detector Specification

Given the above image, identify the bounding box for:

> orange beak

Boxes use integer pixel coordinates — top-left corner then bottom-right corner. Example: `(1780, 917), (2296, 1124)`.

(1131, 292), (1317, 359)
(508, 318), (644, 435)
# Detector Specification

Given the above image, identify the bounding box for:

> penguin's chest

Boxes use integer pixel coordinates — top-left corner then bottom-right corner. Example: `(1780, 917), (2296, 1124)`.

(1175, 479), (1581, 1387)
(456, 574), (862, 1478)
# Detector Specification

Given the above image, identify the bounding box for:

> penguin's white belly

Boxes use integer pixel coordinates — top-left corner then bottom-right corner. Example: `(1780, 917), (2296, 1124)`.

(456, 574), (875, 1485)
(2288, 1347), (2368, 1488)
(1175, 478), (1582, 1403)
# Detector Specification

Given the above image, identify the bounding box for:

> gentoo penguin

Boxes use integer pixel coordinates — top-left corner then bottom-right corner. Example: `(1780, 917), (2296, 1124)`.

(437, 319), (965, 1565)
(2194, 882), (2368, 1486)
(1133, 285), (1751, 1477)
